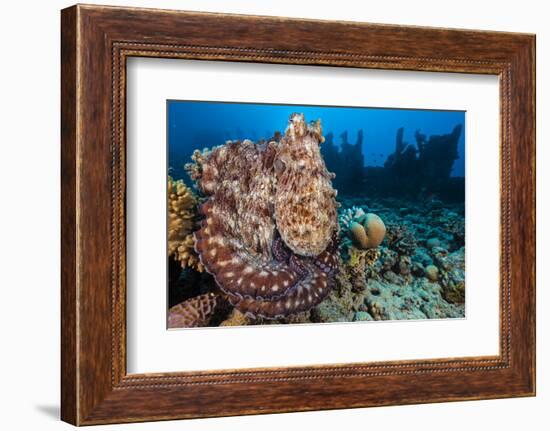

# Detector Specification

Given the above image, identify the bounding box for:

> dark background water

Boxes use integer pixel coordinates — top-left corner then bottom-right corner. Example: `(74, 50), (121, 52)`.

(168, 100), (465, 200)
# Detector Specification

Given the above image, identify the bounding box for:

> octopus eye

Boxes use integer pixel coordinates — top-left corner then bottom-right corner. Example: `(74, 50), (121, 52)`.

(274, 159), (285, 174)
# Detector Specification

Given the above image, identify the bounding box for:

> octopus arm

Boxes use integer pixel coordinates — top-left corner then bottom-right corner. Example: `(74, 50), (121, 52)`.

(227, 264), (334, 319)
(194, 207), (300, 302)
(313, 233), (340, 274)
(195, 208), (336, 318)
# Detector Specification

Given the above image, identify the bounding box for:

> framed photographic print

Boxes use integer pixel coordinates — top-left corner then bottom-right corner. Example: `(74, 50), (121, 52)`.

(61, 4), (536, 425)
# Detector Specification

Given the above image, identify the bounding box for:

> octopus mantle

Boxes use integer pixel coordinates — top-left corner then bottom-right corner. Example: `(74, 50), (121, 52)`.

(192, 114), (339, 319)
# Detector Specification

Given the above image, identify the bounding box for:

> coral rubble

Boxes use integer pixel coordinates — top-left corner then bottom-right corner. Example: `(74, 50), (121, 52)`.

(380, 125), (463, 199)
(310, 196), (465, 323)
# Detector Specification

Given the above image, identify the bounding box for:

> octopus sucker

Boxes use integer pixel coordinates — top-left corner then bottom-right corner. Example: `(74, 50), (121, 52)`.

(192, 114), (339, 319)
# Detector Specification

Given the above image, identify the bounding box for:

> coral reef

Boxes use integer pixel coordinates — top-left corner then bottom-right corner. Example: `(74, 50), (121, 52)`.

(425, 264), (439, 281)
(189, 114), (339, 319)
(436, 247), (465, 303)
(347, 248), (381, 292)
(168, 293), (218, 328)
(337, 206), (385, 292)
(167, 176), (204, 272)
(308, 196), (465, 323)
(363, 278), (463, 320)
(444, 218), (466, 248)
(167, 186), (465, 328)
(167, 115), (466, 328)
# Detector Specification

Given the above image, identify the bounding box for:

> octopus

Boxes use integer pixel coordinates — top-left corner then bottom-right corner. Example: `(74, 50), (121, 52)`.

(188, 113), (339, 319)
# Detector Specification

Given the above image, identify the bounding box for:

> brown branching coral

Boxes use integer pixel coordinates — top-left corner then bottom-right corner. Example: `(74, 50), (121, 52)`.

(310, 248), (379, 323)
(167, 176), (204, 272)
(167, 293), (218, 328)
(191, 114), (339, 319)
(339, 206), (366, 228)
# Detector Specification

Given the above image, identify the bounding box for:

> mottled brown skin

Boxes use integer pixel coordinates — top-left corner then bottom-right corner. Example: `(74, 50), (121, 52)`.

(193, 114), (339, 319)
(274, 115), (338, 257)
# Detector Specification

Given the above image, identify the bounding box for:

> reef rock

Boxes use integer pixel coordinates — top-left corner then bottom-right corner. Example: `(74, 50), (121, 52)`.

(438, 247), (465, 303)
(425, 264), (439, 281)
(364, 279), (464, 321)
(426, 237), (440, 249)
(190, 114), (339, 319)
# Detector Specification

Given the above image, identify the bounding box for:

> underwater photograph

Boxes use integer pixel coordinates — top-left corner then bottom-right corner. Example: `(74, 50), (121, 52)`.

(166, 101), (466, 328)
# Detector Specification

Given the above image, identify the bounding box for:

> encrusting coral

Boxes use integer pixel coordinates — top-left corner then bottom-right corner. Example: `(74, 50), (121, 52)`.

(347, 248), (381, 292)
(188, 114), (339, 319)
(167, 176), (204, 272)
(168, 292), (218, 328)
(385, 222), (417, 256)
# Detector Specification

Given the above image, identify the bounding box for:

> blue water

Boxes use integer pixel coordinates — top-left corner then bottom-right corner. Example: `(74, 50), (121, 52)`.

(168, 100), (465, 186)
